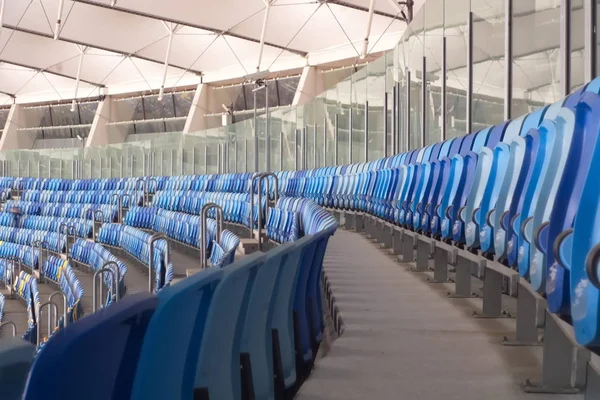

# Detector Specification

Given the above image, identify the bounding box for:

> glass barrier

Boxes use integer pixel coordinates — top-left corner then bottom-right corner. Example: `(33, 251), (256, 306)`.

(0, 0), (591, 179)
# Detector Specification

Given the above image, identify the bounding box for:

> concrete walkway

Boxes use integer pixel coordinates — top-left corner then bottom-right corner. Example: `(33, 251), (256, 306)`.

(297, 229), (582, 400)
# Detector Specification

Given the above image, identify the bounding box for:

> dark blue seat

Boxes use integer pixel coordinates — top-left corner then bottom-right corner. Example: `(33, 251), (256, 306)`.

(459, 134), (476, 156)
(0, 337), (35, 400)
(131, 268), (224, 400)
(23, 293), (158, 400)
(486, 121), (509, 149)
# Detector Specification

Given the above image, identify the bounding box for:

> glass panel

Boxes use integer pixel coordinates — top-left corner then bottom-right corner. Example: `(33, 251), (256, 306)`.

(512, 0), (561, 117)
(423, 0), (444, 145)
(351, 66), (366, 163)
(366, 57), (386, 160)
(472, 0), (505, 129)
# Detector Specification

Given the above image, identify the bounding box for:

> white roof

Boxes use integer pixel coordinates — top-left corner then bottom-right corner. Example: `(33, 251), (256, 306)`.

(0, 0), (417, 105)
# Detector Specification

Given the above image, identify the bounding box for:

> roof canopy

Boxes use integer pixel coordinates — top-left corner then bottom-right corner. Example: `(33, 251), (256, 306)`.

(0, 0), (416, 105)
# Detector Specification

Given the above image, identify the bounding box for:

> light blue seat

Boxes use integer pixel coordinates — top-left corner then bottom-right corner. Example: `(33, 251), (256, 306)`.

(527, 107), (576, 292)
(194, 253), (265, 400)
(545, 92), (600, 315)
(131, 268), (223, 400)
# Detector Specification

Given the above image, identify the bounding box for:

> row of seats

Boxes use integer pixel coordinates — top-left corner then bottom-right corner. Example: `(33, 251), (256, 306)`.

(4, 201), (118, 222)
(42, 257), (84, 327)
(5, 173), (257, 194)
(18, 211), (337, 400)
(0, 227), (64, 253)
(124, 207), (240, 267)
(267, 78), (600, 348)
(0, 214), (93, 239)
(0, 242), (39, 271)
(97, 224), (173, 291)
(11, 271), (39, 344)
(19, 189), (144, 208)
(70, 239), (127, 305)
(266, 208), (300, 243)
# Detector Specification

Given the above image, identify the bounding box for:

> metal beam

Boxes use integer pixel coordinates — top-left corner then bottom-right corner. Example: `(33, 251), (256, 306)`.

(4, 25), (203, 75)
(325, 0), (408, 21)
(0, 89), (15, 98)
(504, 0), (513, 121)
(560, 0), (571, 97)
(0, 59), (105, 87)
(584, 0), (596, 82)
(71, 0), (308, 57)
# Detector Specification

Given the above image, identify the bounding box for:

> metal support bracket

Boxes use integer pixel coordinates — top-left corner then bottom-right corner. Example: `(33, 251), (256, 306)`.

(503, 280), (545, 346)
(472, 260), (519, 319)
(447, 253), (482, 298)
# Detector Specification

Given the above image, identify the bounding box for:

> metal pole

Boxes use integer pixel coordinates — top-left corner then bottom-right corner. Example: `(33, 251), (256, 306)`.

(504, 0), (513, 121)
(335, 114), (339, 165)
(585, 0), (597, 81)
(561, 0), (572, 97)
(244, 138), (248, 173)
(364, 101), (369, 161)
(204, 145), (208, 174)
(313, 123), (317, 168)
(392, 86), (397, 154)
(253, 90), (259, 173)
(302, 127), (307, 170)
(467, 11), (473, 134)
(349, 109), (353, 163)
(406, 72), (411, 151)
(384, 91), (388, 157)
(421, 56), (427, 147)
(120, 155), (123, 177)
(295, 129), (299, 170)
(279, 131), (283, 171)
(266, 85), (270, 172)
(234, 140), (238, 173)
(323, 117), (327, 167)
(442, 36), (448, 140)
(192, 147), (196, 174)
(217, 143), (222, 174)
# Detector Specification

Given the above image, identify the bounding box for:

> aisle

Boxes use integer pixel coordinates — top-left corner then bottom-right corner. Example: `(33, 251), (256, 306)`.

(296, 229), (582, 400)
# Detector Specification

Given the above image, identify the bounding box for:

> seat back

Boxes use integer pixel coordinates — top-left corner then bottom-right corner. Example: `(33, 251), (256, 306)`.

(443, 152), (477, 239)
(516, 119), (558, 276)
(195, 252), (264, 400)
(24, 293), (158, 400)
(467, 142), (510, 249)
(459, 134), (476, 156)
(486, 121), (509, 148)
(439, 139), (454, 158)
(529, 108), (576, 292)
(448, 137), (463, 157)
(471, 128), (491, 153)
(488, 136), (527, 257)
(241, 243), (295, 400)
(0, 337), (35, 400)
(131, 268), (223, 400)
(547, 93), (600, 314)
(456, 148), (493, 244)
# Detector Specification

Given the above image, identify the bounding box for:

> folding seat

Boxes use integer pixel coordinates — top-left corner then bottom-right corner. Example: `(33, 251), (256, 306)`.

(523, 108), (577, 291)
(455, 143), (494, 245)
(471, 127), (491, 153)
(23, 293), (157, 400)
(427, 157), (452, 236)
(514, 119), (559, 277)
(413, 161), (436, 230)
(448, 136), (464, 157)
(398, 163), (421, 226)
(543, 92), (600, 314)
(194, 253), (264, 399)
(465, 142), (510, 250)
(442, 152), (477, 240)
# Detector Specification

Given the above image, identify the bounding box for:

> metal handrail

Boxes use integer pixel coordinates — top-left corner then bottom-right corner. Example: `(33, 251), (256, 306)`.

(94, 209), (105, 224)
(92, 267), (117, 312)
(148, 233), (168, 292)
(102, 261), (121, 302)
(59, 224), (75, 260)
(111, 193), (120, 215)
(49, 291), (68, 328)
(119, 193), (131, 222)
(200, 203), (224, 269)
(37, 301), (59, 348)
(145, 178), (158, 206)
(33, 240), (50, 283)
(0, 321), (17, 337)
(5, 256), (22, 281)
(259, 173), (279, 248)
(135, 178), (145, 192)
(249, 173), (265, 240)
(84, 208), (97, 241)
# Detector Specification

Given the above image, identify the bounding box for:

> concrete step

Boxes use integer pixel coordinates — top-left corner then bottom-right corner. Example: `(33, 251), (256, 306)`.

(239, 238), (259, 255)
(0, 297), (28, 338)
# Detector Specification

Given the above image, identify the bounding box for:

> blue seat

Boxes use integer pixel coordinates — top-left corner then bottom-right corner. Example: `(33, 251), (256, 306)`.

(23, 293), (158, 400)
(131, 268), (223, 400)
(0, 337), (35, 400)
(443, 152), (477, 240)
(194, 252), (265, 400)
(544, 93), (600, 314)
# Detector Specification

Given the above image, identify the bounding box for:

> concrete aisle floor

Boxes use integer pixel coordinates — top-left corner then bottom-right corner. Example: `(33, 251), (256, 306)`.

(296, 229), (583, 400)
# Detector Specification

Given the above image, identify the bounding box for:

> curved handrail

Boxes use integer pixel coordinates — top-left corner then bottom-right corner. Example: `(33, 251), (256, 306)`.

(145, 178), (158, 206)
(94, 209), (105, 225)
(0, 321), (17, 337)
(37, 301), (59, 348)
(200, 203), (224, 269)
(92, 267), (117, 312)
(84, 207), (97, 240)
(249, 173), (266, 239)
(34, 240), (50, 283)
(119, 193), (132, 222)
(101, 261), (121, 302)
(148, 233), (168, 292)
(49, 291), (68, 328)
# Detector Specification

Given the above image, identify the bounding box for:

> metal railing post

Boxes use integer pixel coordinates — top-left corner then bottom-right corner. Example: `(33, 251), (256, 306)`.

(200, 203), (224, 269)
(49, 291), (68, 327)
(0, 321), (17, 337)
(119, 193), (131, 222)
(249, 173), (265, 239)
(92, 267), (117, 312)
(144, 178), (158, 206)
(148, 234), (168, 292)
(37, 301), (59, 348)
